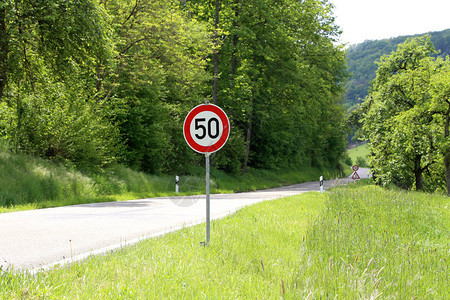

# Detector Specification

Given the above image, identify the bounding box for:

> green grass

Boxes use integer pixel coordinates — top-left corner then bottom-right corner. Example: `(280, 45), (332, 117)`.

(1, 184), (448, 298)
(0, 145), (342, 213)
(347, 143), (370, 167)
(306, 184), (449, 298)
(0, 149), (175, 213)
(210, 166), (340, 192)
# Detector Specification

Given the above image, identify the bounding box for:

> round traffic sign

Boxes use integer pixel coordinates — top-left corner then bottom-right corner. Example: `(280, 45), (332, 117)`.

(183, 104), (230, 154)
(352, 164), (359, 172)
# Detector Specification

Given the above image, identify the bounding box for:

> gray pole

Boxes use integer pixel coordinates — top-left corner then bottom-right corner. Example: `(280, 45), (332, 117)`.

(205, 153), (210, 244)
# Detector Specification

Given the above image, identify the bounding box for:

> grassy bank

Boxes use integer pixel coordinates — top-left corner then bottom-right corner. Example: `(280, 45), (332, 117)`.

(0, 146), (342, 213)
(1, 184), (448, 298)
(347, 143), (369, 167)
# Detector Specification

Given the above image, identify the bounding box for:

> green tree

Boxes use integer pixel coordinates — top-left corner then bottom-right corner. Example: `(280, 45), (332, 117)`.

(429, 56), (450, 195)
(344, 28), (450, 112)
(0, 0), (121, 167)
(359, 36), (450, 194)
(186, 0), (348, 172)
(100, 0), (212, 173)
(0, 0), (112, 100)
(0, 0), (349, 175)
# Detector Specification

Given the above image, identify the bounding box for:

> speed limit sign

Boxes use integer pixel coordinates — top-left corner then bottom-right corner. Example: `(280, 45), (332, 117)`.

(183, 103), (230, 245)
(183, 103), (230, 154)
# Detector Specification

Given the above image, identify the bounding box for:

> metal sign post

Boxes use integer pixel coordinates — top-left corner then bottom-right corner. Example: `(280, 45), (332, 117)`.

(205, 153), (210, 244)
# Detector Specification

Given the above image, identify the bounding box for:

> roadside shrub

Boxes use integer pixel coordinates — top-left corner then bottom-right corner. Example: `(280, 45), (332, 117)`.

(356, 156), (367, 167)
(0, 82), (123, 169)
(341, 152), (352, 166)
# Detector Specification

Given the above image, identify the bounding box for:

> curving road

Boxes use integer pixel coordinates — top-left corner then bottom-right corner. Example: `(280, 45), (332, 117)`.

(0, 170), (369, 273)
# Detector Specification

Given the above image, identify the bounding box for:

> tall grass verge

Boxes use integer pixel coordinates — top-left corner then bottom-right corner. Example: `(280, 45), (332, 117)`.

(1, 185), (447, 298)
(304, 184), (449, 298)
(0, 149), (174, 212)
(0, 146), (342, 213)
(1, 193), (326, 298)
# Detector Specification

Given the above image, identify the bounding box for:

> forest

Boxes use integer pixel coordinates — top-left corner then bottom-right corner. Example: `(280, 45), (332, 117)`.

(0, 0), (348, 175)
(345, 28), (450, 111)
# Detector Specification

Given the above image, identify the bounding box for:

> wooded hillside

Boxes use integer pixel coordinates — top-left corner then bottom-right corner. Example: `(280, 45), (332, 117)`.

(0, 0), (348, 174)
(345, 28), (450, 111)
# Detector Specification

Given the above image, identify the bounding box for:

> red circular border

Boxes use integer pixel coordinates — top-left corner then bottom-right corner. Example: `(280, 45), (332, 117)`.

(183, 104), (230, 154)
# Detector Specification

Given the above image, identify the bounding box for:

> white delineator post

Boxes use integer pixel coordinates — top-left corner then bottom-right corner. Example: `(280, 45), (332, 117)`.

(175, 175), (179, 194)
(320, 176), (324, 194)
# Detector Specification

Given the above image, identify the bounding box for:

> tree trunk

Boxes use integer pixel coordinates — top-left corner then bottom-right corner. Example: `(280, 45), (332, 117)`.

(230, 0), (239, 80)
(242, 89), (254, 173)
(0, 6), (8, 101)
(231, 34), (238, 77)
(445, 111), (450, 196)
(212, 0), (220, 104)
(96, 62), (104, 92)
(414, 155), (424, 191)
(445, 153), (450, 197)
(209, 0), (221, 167)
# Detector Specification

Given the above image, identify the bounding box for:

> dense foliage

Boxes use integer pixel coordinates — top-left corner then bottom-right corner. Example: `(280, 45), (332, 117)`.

(352, 36), (450, 195)
(345, 29), (450, 111)
(0, 0), (348, 174)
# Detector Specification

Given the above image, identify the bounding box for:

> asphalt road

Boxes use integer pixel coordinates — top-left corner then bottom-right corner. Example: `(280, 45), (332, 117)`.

(0, 169), (369, 272)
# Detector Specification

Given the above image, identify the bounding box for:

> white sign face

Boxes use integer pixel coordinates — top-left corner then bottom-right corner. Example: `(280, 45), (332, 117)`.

(183, 104), (230, 154)
(189, 110), (224, 148)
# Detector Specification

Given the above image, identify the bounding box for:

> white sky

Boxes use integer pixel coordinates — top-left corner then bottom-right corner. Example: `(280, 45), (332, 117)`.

(330, 0), (450, 45)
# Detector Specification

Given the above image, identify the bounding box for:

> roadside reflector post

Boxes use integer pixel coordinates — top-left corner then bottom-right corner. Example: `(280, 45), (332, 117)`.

(320, 176), (324, 194)
(175, 175), (179, 194)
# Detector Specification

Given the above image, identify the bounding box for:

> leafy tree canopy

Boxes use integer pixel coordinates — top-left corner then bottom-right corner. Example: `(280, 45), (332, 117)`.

(355, 36), (450, 195)
(345, 28), (450, 112)
(0, 0), (350, 176)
